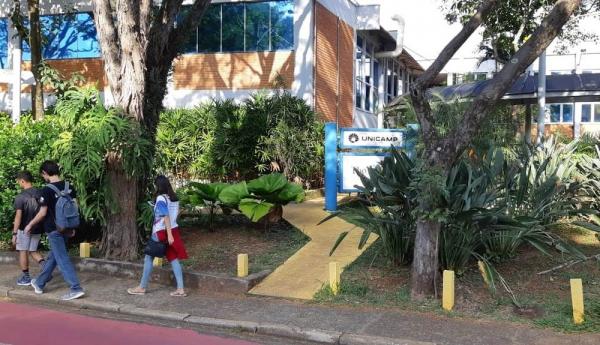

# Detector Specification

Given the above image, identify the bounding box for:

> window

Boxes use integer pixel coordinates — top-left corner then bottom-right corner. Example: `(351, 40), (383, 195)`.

(183, 0), (294, 54)
(382, 58), (407, 104)
(0, 19), (8, 68)
(22, 12), (101, 60)
(355, 34), (378, 113)
(545, 103), (574, 124)
(582, 104), (592, 122)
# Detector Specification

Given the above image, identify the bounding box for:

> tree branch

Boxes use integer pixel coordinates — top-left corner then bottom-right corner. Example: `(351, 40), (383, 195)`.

(447, 0), (582, 163)
(409, 0), (497, 152)
(415, 0), (497, 89)
(163, 0), (211, 63)
(140, 0), (153, 39)
(146, 0), (184, 67)
(91, 0), (122, 96)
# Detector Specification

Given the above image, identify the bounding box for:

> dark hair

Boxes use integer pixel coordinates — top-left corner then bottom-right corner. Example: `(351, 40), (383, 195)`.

(155, 175), (178, 202)
(16, 171), (34, 183)
(40, 160), (60, 176)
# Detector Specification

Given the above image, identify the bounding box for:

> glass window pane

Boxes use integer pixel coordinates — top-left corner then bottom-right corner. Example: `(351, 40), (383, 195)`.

(355, 80), (362, 109)
(43, 13), (79, 59)
(222, 3), (244, 52)
(365, 83), (371, 111)
(177, 6), (198, 53)
(595, 104), (600, 122)
(75, 13), (101, 58)
(270, 0), (293, 50)
(198, 4), (221, 53)
(562, 104), (573, 123)
(0, 19), (8, 68)
(549, 105), (561, 123)
(246, 2), (270, 51)
(582, 104), (591, 122)
(355, 47), (362, 79)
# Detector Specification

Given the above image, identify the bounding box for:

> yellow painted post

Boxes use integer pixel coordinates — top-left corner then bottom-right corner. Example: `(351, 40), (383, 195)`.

(238, 254), (249, 278)
(153, 257), (163, 267)
(329, 262), (341, 295)
(79, 242), (90, 258)
(442, 270), (455, 311)
(570, 278), (585, 324)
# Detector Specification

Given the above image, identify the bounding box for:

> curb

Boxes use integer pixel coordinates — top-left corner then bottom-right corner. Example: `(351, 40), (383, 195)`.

(0, 251), (269, 294)
(3, 286), (435, 345)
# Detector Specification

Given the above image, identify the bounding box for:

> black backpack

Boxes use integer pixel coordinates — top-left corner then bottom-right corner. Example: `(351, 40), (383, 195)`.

(22, 189), (42, 232)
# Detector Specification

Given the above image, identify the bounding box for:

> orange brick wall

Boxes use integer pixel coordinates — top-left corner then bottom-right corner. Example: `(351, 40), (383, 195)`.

(531, 124), (574, 140)
(173, 51), (294, 90)
(0, 58), (105, 93)
(314, 2), (354, 127)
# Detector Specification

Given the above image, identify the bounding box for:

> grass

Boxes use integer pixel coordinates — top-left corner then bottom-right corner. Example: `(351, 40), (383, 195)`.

(312, 224), (600, 334)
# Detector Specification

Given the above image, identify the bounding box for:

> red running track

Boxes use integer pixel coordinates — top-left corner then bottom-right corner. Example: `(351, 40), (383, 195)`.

(0, 302), (258, 345)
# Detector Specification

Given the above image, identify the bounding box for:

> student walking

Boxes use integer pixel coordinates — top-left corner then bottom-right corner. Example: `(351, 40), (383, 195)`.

(25, 160), (85, 301)
(12, 171), (45, 286)
(128, 175), (188, 297)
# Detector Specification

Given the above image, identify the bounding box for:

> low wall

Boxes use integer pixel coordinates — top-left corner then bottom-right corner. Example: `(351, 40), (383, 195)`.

(0, 252), (268, 294)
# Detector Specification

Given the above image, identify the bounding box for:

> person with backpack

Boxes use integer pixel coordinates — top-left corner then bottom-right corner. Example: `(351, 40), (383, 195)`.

(127, 175), (188, 297)
(24, 160), (84, 301)
(12, 171), (45, 286)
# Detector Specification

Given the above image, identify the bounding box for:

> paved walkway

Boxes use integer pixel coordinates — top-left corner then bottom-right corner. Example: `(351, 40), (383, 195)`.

(1, 265), (599, 345)
(249, 198), (377, 300)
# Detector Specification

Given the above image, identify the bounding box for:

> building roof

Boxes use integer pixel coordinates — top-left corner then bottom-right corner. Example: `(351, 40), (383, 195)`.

(432, 73), (600, 104)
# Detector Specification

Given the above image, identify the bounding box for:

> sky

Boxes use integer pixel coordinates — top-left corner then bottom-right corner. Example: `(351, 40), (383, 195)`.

(361, 0), (600, 71)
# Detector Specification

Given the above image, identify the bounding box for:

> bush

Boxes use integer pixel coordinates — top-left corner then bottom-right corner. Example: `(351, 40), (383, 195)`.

(155, 92), (324, 187)
(0, 115), (61, 234)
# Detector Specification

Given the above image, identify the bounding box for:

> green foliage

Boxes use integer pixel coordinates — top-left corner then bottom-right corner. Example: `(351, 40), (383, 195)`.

(0, 115), (61, 232)
(52, 87), (153, 225)
(328, 141), (591, 297)
(155, 92), (323, 186)
(179, 173), (304, 223)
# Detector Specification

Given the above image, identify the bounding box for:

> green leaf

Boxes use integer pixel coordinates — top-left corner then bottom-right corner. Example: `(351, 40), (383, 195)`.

(247, 173), (288, 194)
(329, 231), (350, 256)
(277, 182), (305, 203)
(218, 182), (250, 206)
(238, 198), (275, 222)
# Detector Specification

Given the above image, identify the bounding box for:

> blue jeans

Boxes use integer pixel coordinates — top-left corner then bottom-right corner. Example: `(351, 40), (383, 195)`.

(140, 232), (184, 289)
(36, 231), (83, 292)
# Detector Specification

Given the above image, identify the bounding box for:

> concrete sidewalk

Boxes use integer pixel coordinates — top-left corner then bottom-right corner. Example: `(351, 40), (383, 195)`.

(250, 198), (377, 300)
(1, 265), (598, 345)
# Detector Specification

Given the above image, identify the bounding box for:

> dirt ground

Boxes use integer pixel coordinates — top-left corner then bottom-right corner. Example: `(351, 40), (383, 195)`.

(177, 215), (309, 275)
(315, 225), (600, 333)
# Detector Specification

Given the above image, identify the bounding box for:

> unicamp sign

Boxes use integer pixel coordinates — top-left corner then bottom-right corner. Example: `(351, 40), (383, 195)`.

(340, 128), (404, 149)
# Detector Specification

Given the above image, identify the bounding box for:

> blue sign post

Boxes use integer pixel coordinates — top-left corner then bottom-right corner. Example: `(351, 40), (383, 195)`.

(324, 123), (338, 211)
(323, 123), (418, 212)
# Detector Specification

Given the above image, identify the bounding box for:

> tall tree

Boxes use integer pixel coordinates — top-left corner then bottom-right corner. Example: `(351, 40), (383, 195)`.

(28, 0), (44, 120)
(407, 0), (582, 298)
(442, 0), (599, 63)
(9, 0), (44, 120)
(91, 0), (211, 259)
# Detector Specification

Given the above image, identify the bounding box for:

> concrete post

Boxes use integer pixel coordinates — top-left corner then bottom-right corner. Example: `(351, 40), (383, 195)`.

(536, 50), (547, 144)
(11, 47), (22, 124)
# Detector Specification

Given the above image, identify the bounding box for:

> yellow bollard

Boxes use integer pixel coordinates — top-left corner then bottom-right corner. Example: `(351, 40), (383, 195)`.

(329, 262), (341, 295)
(79, 242), (90, 258)
(153, 257), (163, 267)
(442, 270), (455, 311)
(237, 254), (249, 278)
(570, 278), (585, 324)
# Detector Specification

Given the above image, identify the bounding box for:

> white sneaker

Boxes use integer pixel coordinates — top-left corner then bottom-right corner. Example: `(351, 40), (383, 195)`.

(61, 290), (85, 301)
(30, 279), (43, 294)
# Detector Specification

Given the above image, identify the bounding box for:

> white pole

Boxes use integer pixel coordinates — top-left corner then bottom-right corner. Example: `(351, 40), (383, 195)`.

(11, 47), (22, 124)
(536, 50), (546, 144)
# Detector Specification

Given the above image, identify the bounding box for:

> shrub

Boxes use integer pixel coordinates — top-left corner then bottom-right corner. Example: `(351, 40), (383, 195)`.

(0, 115), (61, 233)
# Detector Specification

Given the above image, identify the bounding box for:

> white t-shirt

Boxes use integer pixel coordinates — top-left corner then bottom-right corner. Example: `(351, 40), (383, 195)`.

(152, 195), (179, 234)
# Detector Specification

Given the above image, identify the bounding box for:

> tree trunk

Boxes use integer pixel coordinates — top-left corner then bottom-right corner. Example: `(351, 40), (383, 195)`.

(28, 0), (44, 120)
(411, 219), (441, 299)
(101, 154), (140, 260)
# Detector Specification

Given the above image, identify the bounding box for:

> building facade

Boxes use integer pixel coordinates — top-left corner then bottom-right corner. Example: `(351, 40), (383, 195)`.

(431, 52), (600, 139)
(0, 0), (423, 128)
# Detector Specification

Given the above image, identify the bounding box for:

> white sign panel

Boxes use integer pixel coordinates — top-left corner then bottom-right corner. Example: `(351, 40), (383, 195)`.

(340, 154), (388, 192)
(340, 128), (404, 149)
